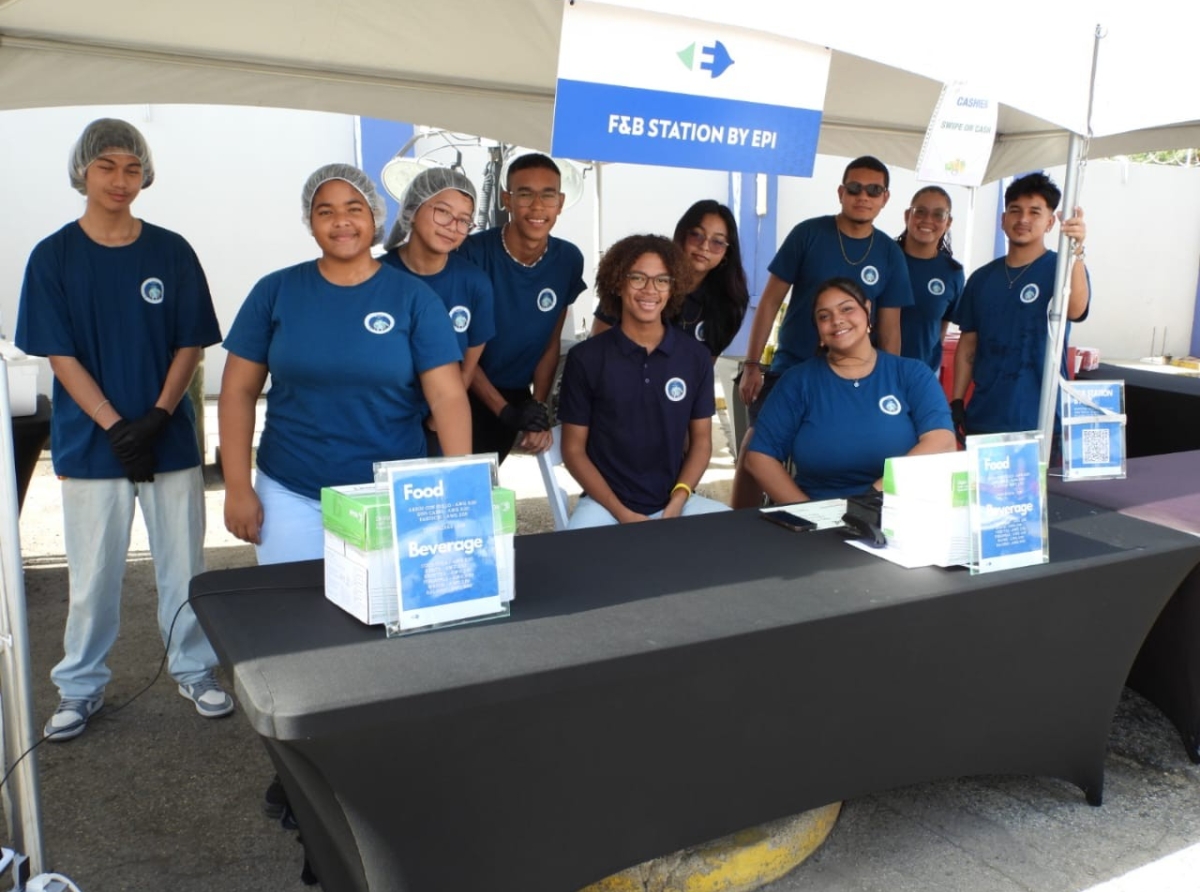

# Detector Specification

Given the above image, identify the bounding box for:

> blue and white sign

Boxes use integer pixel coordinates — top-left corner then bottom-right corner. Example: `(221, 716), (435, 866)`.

(1060, 379), (1127, 481)
(916, 81), (998, 188)
(966, 432), (1048, 574)
(552, 2), (830, 176)
(388, 457), (503, 631)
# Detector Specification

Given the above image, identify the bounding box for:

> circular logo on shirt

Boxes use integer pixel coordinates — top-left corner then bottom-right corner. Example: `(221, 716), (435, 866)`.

(449, 305), (471, 333)
(1019, 283), (1040, 304)
(140, 278), (164, 305)
(364, 312), (395, 334)
(665, 377), (687, 402)
(694, 320), (706, 343)
(879, 394), (903, 416)
(536, 288), (558, 312)
(928, 278), (946, 296)
(860, 265), (880, 286)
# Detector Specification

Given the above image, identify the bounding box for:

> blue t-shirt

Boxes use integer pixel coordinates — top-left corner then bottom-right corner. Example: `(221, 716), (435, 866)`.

(767, 216), (913, 374)
(955, 251), (1091, 434)
(459, 227), (586, 390)
(15, 221), (221, 479)
(223, 261), (462, 499)
(749, 351), (952, 500)
(558, 325), (715, 515)
(380, 250), (496, 355)
(900, 251), (965, 372)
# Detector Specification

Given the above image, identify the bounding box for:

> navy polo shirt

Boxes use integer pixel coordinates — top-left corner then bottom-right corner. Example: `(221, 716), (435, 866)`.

(558, 325), (715, 515)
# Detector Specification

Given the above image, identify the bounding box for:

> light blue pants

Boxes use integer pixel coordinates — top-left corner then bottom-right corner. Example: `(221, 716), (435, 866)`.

(54, 468), (216, 699)
(254, 471), (325, 565)
(568, 493), (730, 529)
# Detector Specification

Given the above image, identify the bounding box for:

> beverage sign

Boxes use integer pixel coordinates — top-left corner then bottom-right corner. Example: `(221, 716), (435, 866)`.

(967, 432), (1048, 574)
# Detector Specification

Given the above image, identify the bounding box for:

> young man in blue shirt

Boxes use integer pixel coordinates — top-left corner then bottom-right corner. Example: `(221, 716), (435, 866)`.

(16, 118), (231, 741)
(459, 154), (587, 463)
(557, 235), (727, 526)
(952, 172), (1089, 438)
(731, 156), (914, 508)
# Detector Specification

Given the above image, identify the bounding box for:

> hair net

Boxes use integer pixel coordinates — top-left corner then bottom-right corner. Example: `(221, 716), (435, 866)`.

(301, 163), (387, 246)
(383, 167), (478, 252)
(68, 118), (155, 195)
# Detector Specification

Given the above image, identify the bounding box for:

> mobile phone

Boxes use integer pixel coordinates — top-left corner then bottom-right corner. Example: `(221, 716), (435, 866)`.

(760, 509), (817, 532)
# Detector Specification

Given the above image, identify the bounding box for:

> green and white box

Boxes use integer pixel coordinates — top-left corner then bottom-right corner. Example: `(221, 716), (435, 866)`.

(322, 483), (398, 626)
(323, 483), (517, 626)
(881, 451), (971, 566)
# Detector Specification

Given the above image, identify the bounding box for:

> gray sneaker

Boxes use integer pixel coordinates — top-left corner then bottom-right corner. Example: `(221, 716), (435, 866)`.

(44, 696), (104, 741)
(178, 676), (235, 718)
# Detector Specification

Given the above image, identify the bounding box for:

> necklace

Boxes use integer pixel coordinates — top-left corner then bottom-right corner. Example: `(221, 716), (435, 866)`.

(501, 223), (547, 269)
(828, 350), (876, 387)
(1004, 260), (1034, 289)
(835, 219), (874, 266)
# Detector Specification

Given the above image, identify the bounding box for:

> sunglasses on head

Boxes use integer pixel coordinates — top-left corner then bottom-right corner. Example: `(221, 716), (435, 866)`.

(843, 181), (887, 198)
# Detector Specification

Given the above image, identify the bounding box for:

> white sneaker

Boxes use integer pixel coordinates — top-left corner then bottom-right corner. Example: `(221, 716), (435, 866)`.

(178, 676), (235, 718)
(44, 696), (104, 741)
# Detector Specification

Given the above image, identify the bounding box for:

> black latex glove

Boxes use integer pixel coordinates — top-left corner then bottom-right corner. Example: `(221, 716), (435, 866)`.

(498, 400), (550, 433)
(106, 419), (156, 482)
(949, 399), (967, 446)
(125, 407), (171, 448)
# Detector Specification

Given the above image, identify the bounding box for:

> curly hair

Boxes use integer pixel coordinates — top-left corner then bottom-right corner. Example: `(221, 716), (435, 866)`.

(595, 234), (692, 323)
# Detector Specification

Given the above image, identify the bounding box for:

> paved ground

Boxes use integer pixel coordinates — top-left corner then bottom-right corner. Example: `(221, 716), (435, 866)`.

(2, 404), (1199, 891)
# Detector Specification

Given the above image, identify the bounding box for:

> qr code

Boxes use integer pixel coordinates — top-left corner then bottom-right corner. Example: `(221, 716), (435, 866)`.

(1082, 428), (1110, 464)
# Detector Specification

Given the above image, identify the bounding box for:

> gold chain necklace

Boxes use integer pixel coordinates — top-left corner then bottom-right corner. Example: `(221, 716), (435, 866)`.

(835, 220), (874, 266)
(1004, 260), (1034, 289)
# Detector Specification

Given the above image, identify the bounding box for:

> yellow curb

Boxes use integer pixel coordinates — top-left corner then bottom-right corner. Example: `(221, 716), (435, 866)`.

(581, 802), (842, 892)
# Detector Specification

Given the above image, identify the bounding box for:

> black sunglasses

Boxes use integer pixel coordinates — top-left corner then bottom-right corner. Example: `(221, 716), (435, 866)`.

(843, 181), (887, 198)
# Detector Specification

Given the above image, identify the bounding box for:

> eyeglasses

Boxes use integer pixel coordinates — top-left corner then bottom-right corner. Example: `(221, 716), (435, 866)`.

(509, 188), (562, 208)
(429, 204), (476, 234)
(625, 272), (673, 293)
(685, 229), (730, 252)
(908, 206), (950, 222)
(843, 181), (887, 198)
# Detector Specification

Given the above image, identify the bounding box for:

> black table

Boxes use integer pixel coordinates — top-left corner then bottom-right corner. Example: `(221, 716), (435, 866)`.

(12, 394), (50, 512)
(1050, 451), (1200, 762)
(1078, 363), (1200, 457)
(192, 498), (1200, 892)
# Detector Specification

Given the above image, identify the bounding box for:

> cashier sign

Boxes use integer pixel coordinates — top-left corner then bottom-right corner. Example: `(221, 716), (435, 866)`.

(552, 2), (831, 176)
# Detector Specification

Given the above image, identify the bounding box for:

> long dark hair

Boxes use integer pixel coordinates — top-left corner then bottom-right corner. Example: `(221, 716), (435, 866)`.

(897, 186), (961, 269)
(811, 277), (871, 356)
(672, 200), (750, 355)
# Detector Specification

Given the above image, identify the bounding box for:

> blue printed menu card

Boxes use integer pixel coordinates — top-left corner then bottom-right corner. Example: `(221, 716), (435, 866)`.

(1060, 379), (1127, 481)
(966, 432), (1049, 574)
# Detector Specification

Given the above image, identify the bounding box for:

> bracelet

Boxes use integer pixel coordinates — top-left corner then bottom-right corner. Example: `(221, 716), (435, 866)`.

(672, 482), (692, 499)
(91, 398), (111, 421)
(743, 360), (761, 369)
(1073, 246), (1086, 259)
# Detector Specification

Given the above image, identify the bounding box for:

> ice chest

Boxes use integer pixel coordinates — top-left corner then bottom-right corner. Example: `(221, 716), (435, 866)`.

(322, 482), (517, 626)
(0, 341), (40, 417)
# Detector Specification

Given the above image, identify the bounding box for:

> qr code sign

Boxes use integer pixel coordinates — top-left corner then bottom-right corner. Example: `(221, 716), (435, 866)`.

(1082, 428), (1110, 464)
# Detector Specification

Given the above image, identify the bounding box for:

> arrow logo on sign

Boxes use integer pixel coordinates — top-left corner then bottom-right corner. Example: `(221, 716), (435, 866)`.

(676, 40), (735, 78)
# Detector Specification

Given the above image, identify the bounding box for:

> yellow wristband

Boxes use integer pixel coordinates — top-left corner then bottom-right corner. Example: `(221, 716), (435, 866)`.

(672, 482), (692, 498)
(91, 398), (111, 421)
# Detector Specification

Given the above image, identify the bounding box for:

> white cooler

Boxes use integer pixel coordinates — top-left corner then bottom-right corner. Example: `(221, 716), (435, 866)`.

(0, 340), (41, 417)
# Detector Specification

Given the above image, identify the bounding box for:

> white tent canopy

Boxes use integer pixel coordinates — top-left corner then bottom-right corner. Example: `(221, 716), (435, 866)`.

(3, 0), (1198, 181)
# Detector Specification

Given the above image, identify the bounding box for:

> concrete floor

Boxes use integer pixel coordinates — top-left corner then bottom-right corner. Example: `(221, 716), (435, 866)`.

(3, 420), (1199, 890)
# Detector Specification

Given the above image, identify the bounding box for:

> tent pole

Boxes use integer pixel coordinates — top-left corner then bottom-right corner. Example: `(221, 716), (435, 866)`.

(0, 359), (46, 874)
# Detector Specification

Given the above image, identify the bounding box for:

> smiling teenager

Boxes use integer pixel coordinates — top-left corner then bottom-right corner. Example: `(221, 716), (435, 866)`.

(557, 234), (729, 527)
(745, 277), (955, 503)
(898, 186), (965, 373)
(731, 156), (915, 508)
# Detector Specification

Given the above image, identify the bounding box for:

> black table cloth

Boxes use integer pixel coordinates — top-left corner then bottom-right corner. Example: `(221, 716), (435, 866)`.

(192, 496), (1200, 892)
(1051, 450), (1200, 762)
(1078, 363), (1200, 457)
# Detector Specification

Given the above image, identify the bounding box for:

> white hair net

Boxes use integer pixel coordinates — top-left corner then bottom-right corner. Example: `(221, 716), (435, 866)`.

(383, 167), (478, 252)
(301, 163), (387, 246)
(69, 118), (155, 195)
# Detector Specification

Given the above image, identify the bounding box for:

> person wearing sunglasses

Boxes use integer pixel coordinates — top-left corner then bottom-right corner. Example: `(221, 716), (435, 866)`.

(382, 168), (496, 454)
(459, 153), (587, 463)
(591, 200), (750, 362)
(731, 155), (914, 508)
(558, 234), (729, 528)
(897, 186), (965, 373)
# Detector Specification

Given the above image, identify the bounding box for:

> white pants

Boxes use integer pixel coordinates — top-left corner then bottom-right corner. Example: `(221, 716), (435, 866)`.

(54, 468), (215, 699)
(253, 471), (325, 565)
(568, 493), (730, 529)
